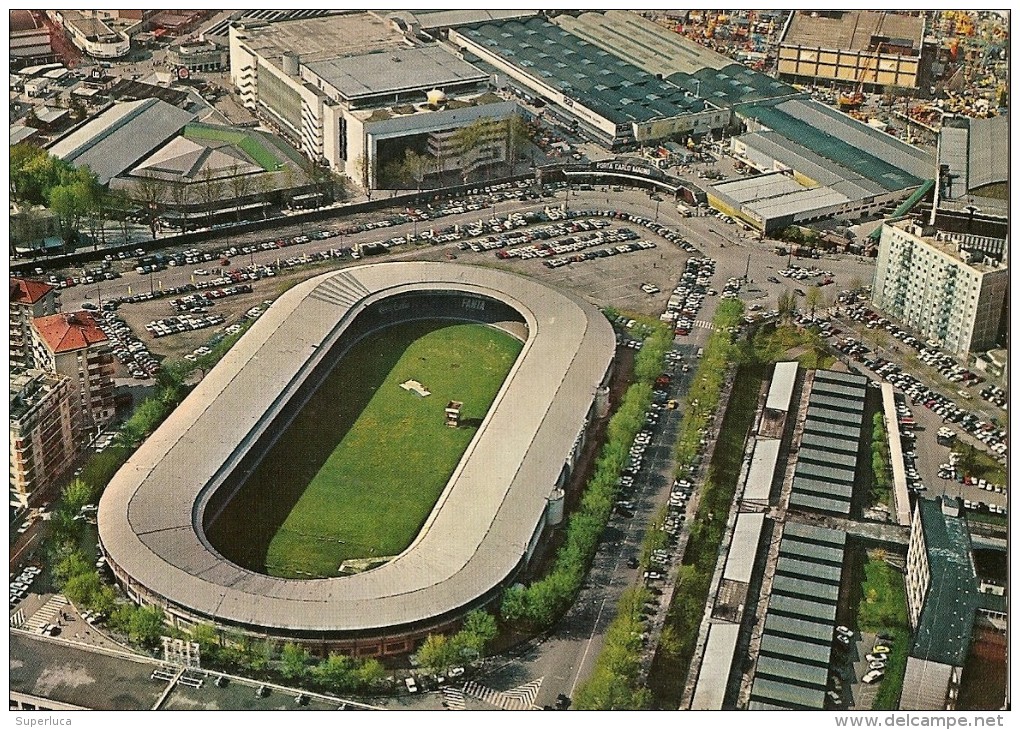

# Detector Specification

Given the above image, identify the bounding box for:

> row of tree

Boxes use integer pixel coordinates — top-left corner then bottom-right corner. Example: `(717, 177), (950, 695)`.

(411, 610), (498, 674)
(500, 323), (674, 629)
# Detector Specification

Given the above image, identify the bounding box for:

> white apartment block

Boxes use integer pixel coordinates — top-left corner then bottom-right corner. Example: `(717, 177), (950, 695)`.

(872, 219), (1008, 358)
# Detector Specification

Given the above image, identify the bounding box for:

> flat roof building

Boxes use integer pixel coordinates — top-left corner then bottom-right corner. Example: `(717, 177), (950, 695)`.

(778, 11), (926, 91)
(872, 219), (1008, 357)
(229, 13), (517, 189)
(934, 114), (1008, 237)
(901, 498), (979, 710)
(449, 15), (729, 148)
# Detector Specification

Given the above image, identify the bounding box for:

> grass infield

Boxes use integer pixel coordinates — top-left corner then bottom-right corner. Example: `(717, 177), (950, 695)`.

(207, 320), (522, 579)
(183, 123), (281, 171)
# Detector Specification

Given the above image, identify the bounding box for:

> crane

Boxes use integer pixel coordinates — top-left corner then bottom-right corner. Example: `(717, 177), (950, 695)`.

(838, 42), (884, 110)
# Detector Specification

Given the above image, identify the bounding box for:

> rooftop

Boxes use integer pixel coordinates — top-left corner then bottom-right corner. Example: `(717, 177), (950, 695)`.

(736, 97), (932, 192)
(388, 9), (539, 31)
(911, 499), (979, 666)
(554, 10), (731, 77)
(454, 17), (710, 126)
(11, 276), (54, 305)
(32, 311), (108, 354)
(47, 98), (196, 184)
(232, 12), (405, 66)
(781, 11), (924, 54)
(304, 46), (487, 103)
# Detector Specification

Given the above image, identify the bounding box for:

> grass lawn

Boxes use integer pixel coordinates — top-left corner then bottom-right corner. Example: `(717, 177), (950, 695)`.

(207, 320), (521, 578)
(857, 552), (910, 709)
(183, 123), (281, 171)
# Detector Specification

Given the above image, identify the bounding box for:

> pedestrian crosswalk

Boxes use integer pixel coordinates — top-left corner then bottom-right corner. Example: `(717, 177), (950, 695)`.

(462, 677), (543, 710)
(692, 319), (715, 330)
(442, 686), (465, 710)
(10, 609), (25, 628)
(23, 594), (68, 632)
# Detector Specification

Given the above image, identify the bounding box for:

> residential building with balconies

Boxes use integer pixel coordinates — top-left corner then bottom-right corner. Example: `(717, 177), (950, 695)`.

(872, 219), (1008, 358)
(9, 370), (81, 509)
(30, 311), (116, 433)
(10, 277), (58, 371)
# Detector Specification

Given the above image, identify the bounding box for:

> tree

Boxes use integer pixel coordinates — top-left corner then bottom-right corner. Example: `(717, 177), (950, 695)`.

(190, 623), (221, 655)
(805, 285), (823, 317)
(848, 275), (864, 294)
(128, 605), (166, 647)
(132, 171), (168, 239)
(169, 181), (192, 230)
(353, 154), (371, 192)
(280, 642), (311, 679)
(198, 167), (225, 227)
(354, 658), (386, 687)
(227, 163), (253, 220)
(457, 609), (497, 656)
(89, 585), (117, 616)
(63, 570), (102, 606)
(504, 114), (530, 175)
(451, 117), (492, 184)
(311, 653), (356, 690)
(414, 633), (457, 674)
(777, 289), (796, 322)
(53, 550), (92, 587)
(62, 478), (95, 515)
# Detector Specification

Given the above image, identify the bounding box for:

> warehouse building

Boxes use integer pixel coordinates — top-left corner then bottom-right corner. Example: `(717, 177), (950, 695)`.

(47, 98), (196, 185)
(777, 11), (926, 92)
(711, 97), (932, 233)
(871, 219), (1008, 357)
(933, 114), (1008, 238)
(788, 370), (867, 516)
(449, 16), (728, 148)
(228, 13), (517, 189)
(749, 522), (846, 710)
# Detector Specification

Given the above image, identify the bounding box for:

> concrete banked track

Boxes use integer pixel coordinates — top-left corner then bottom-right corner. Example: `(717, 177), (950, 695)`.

(98, 261), (615, 641)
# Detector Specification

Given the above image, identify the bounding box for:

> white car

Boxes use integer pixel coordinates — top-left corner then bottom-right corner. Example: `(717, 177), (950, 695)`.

(862, 669), (884, 684)
(404, 677), (418, 693)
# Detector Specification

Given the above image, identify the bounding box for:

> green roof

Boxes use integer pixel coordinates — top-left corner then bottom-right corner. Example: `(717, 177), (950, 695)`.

(666, 63), (801, 109)
(783, 522), (846, 548)
(911, 499), (978, 665)
(750, 677), (825, 710)
(459, 17), (709, 125)
(768, 594), (838, 623)
(736, 100), (926, 191)
(776, 556), (843, 585)
(759, 634), (832, 667)
(771, 575), (839, 604)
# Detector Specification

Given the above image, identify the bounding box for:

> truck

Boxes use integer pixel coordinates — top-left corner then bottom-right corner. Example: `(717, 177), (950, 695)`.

(675, 203), (692, 218)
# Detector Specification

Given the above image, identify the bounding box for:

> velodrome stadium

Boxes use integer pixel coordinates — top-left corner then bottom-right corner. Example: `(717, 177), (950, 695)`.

(97, 262), (615, 656)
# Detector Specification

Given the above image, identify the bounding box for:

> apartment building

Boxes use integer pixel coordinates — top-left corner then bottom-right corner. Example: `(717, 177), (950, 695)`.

(31, 311), (116, 433)
(10, 370), (81, 509)
(872, 219), (1008, 357)
(10, 277), (59, 371)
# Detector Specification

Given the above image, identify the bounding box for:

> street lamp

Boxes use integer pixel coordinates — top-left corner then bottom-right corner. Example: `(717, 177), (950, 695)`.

(655, 199), (660, 222)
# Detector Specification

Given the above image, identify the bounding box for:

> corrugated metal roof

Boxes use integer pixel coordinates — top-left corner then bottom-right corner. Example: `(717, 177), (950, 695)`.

(810, 379), (867, 400)
(723, 512), (766, 582)
(750, 676), (825, 710)
(770, 575), (839, 603)
(799, 431), (859, 455)
(765, 361), (798, 411)
(805, 404), (863, 426)
(797, 446), (858, 469)
(779, 538), (845, 567)
(783, 522), (846, 547)
(794, 460), (855, 485)
(759, 633), (833, 666)
(767, 593), (837, 623)
(47, 98), (196, 184)
(743, 438), (780, 503)
(802, 419), (860, 441)
(966, 114), (1008, 192)
(690, 622), (741, 710)
(900, 657), (956, 710)
(792, 476), (853, 501)
(764, 613), (834, 644)
(789, 491), (851, 515)
(755, 654), (829, 688)
(776, 556), (842, 585)
(808, 392), (862, 413)
(814, 369), (868, 388)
